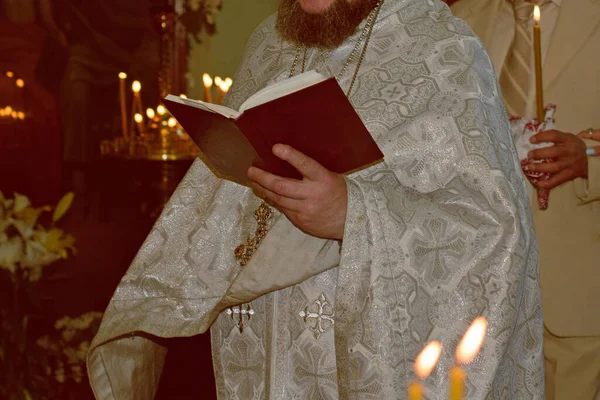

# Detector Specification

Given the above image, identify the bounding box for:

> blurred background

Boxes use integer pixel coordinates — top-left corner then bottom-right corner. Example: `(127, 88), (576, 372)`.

(0, 0), (277, 398)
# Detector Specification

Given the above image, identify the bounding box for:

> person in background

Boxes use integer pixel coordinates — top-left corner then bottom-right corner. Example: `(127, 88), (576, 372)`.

(449, 0), (600, 398)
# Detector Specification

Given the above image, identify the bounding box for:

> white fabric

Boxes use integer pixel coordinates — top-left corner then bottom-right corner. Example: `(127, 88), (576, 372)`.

(87, 0), (544, 399)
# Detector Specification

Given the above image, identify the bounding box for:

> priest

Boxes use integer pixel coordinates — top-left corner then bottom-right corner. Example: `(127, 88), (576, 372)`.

(87, 0), (544, 398)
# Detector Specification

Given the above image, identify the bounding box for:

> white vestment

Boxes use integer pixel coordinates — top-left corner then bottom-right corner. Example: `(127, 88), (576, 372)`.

(87, 0), (544, 398)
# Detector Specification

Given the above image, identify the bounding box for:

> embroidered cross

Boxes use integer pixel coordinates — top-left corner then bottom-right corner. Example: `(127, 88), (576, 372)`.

(385, 84), (403, 98)
(227, 303), (255, 333)
(299, 293), (335, 339)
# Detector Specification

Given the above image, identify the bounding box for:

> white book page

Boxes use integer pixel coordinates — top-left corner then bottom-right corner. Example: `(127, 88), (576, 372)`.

(164, 94), (241, 119)
(238, 70), (327, 113)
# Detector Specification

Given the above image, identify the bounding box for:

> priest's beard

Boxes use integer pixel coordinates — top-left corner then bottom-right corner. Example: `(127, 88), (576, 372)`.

(276, 0), (380, 49)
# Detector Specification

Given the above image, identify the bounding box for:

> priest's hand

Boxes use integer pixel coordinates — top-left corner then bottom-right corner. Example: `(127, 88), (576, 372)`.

(576, 128), (600, 157)
(247, 144), (347, 240)
(526, 129), (588, 189)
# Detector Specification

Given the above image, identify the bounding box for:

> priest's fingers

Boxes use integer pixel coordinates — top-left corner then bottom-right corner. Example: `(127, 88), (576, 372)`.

(247, 166), (306, 199)
(272, 144), (326, 181)
(536, 169), (572, 190)
(530, 129), (570, 144)
(576, 129), (600, 141)
(250, 182), (302, 212)
(524, 160), (569, 174)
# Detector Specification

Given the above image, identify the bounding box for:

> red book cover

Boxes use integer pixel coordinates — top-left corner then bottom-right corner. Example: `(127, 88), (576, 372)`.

(163, 77), (384, 186)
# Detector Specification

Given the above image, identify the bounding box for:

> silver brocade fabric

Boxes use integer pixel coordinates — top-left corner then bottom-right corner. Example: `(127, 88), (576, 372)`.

(87, 0), (544, 399)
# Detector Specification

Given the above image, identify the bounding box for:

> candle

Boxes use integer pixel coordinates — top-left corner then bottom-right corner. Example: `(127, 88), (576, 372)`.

(533, 6), (544, 122)
(409, 341), (442, 400)
(450, 317), (488, 400)
(168, 117), (177, 128)
(134, 113), (144, 135)
(203, 73), (213, 103)
(118, 72), (128, 138)
(15, 79), (24, 88)
(6, 71), (14, 78)
(146, 108), (156, 129)
(130, 80), (143, 136)
(132, 80), (143, 113)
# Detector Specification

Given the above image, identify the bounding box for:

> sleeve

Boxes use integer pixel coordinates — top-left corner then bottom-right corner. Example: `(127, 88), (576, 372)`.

(87, 161), (341, 400)
(332, 32), (543, 397)
(574, 142), (600, 203)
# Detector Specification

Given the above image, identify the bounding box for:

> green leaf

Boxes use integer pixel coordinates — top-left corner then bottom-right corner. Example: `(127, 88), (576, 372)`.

(52, 192), (74, 223)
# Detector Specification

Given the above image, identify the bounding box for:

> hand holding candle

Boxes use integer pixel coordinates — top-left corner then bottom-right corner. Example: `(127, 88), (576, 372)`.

(450, 317), (488, 400)
(409, 341), (442, 400)
(533, 5), (544, 122)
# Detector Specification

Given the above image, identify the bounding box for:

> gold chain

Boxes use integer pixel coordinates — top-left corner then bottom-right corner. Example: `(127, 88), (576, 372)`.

(289, 0), (383, 97)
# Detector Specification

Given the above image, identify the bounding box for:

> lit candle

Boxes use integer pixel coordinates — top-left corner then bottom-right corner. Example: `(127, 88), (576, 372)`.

(132, 80), (143, 114)
(134, 113), (144, 135)
(203, 73), (213, 103)
(118, 72), (128, 138)
(168, 117), (177, 128)
(409, 341), (443, 400)
(130, 80), (143, 136)
(214, 76), (223, 104)
(146, 108), (156, 129)
(156, 104), (166, 116)
(533, 6), (544, 122)
(6, 71), (14, 78)
(17, 111), (25, 120)
(15, 79), (24, 88)
(146, 108), (155, 120)
(450, 317), (488, 400)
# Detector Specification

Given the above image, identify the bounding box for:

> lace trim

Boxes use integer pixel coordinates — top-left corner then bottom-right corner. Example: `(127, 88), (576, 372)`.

(234, 202), (273, 266)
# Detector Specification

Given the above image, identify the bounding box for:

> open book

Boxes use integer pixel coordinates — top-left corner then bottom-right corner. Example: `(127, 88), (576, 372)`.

(163, 71), (384, 186)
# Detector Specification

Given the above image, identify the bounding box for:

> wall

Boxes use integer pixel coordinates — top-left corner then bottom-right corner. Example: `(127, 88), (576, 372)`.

(187, 0), (278, 100)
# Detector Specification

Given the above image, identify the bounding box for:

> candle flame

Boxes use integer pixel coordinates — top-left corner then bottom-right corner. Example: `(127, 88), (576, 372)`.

(146, 108), (155, 119)
(156, 105), (166, 116)
(134, 113), (143, 123)
(11, 111), (17, 119)
(0, 109), (4, 116)
(5, 106), (13, 114)
(225, 77), (233, 86)
(118, 72), (127, 80)
(17, 111), (25, 120)
(414, 341), (443, 379)
(180, 94), (187, 99)
(168, 117), (177, 128)
(16, 79), (24, 88)
(214, 76), (223, 86)
(6, 71), (14, 78)
(203, 73), (213, 88)
(533, 5), (540, 23)
(456, 317), (488, 365)
(132, 80), (141, 93)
